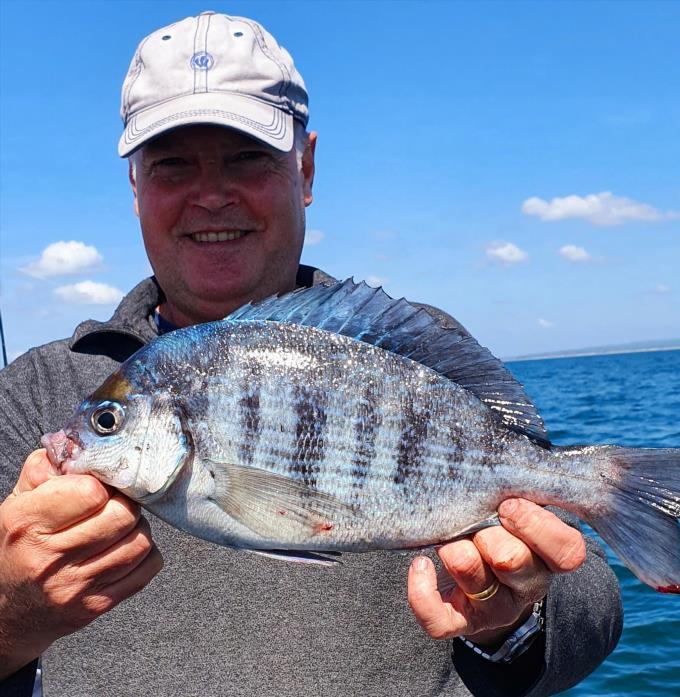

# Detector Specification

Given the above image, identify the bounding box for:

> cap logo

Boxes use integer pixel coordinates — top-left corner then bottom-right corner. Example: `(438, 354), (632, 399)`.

(190, 52), (214, 70)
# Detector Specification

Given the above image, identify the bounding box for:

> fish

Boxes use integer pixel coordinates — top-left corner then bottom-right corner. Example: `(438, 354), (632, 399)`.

(41, 279), (680, 592)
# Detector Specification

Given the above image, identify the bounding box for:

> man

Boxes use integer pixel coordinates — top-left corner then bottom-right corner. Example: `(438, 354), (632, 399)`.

(0, 11), (621, 696)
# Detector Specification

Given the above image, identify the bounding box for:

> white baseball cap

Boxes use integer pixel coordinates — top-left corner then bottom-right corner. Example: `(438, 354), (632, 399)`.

(118, 11), (309, 157)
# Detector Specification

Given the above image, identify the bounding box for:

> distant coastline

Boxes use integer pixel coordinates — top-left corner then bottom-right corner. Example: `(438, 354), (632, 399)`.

(504, 339), (680, 363)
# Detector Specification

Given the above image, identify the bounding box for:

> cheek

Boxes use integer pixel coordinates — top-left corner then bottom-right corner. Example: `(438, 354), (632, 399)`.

(76, 434), (139, 489)
(138, 186), (184, 237)
(260, 181), (306, 235)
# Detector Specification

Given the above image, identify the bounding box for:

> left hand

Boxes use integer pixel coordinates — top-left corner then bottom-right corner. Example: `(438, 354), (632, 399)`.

(407, 498), (586, 645)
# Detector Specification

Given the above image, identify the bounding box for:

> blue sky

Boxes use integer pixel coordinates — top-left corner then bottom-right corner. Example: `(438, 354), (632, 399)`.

(1, 0), (678, 360)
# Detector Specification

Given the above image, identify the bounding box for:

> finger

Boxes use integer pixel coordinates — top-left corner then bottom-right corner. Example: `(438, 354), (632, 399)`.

(50, 493), (141, 560)
(408, 556), (465, 640)
(13, 449), (60, 495)
(499, 499), (586, 573)
(436, 565), (458, 598)
(22, 474), (111, 534)
(436, 539), (497, 600)
(77, 517), (155, 587)
(82, 544), (164, 617)
(472, 524), (550, 598)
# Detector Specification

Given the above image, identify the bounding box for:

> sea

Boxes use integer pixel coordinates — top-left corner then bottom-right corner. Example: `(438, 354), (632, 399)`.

(507, 348), (680, 696)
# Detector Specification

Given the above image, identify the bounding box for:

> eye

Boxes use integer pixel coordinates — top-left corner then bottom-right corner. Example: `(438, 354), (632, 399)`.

(91, 402), (125, 435)
(154, 157), (188, 168)
(235, 150), (267, 162)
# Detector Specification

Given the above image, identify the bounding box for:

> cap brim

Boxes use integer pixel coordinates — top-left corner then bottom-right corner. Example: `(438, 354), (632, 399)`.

(118, 92), (294, 157)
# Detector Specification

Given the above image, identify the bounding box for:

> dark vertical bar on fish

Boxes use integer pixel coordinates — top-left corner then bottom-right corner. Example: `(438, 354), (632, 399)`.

(444, 418), (466, 478)
(238, 377), (262, 465)
(394, 396), (430, 501)
(350, 385), (381, 494)
(291, 385), (328, 489)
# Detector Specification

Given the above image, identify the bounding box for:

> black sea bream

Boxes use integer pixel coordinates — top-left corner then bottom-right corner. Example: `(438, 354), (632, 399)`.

(42, 280), (680, 592)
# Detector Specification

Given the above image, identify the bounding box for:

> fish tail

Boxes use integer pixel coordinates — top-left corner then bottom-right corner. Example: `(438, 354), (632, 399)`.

(585, 446), (680, 593)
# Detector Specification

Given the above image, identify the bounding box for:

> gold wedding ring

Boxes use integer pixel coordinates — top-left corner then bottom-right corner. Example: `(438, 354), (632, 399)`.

(464, 579), (500, 602)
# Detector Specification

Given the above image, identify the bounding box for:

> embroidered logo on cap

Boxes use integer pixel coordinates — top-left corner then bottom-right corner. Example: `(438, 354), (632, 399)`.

(190, 52), (214, 70)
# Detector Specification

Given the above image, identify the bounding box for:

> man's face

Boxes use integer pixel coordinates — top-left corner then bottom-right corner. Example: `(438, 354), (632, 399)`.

(130, 125), (316, 326)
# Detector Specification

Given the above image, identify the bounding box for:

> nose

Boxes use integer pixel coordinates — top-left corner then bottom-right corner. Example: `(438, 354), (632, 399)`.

(187, 162), (239, 211)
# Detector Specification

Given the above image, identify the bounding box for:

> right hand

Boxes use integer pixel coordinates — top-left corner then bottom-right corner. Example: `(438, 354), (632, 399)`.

(0, 449), (164, 679)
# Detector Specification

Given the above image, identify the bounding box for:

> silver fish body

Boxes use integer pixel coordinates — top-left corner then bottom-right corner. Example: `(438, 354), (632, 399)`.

(42, 281), (680, 591)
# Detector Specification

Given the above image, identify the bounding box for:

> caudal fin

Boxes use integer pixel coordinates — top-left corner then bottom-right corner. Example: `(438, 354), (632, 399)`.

(586, 447), (680, 593)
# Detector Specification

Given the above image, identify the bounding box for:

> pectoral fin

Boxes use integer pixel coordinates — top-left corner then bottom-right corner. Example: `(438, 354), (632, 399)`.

(208, 461), (354, 543)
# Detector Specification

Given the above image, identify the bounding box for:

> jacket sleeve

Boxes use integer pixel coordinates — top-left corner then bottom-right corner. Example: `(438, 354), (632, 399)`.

(451, 515), (623, 697)
(0, 350), (49, 497)
(0, 352), (48, 693)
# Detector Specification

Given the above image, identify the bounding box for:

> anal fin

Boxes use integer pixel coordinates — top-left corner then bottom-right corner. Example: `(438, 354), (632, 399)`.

(246, 549), (342, 566)
(443, 514), (501, 543)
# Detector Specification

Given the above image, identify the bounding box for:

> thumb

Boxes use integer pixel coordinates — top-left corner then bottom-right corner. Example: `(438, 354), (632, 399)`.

(13, 449), (60, 495)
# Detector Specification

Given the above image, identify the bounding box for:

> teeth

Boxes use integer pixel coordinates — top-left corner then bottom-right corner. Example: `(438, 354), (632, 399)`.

(191, 231), (247, 242)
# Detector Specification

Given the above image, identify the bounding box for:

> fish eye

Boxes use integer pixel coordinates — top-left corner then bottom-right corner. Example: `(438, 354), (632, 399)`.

(91, 402), (125, 435)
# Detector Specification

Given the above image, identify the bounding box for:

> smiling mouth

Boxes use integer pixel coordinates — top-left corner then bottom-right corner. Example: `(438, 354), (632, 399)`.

(189, 231), (250, 243)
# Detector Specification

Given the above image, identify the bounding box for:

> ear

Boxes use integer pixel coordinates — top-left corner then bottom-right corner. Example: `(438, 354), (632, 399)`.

(128, 158), (140, 218)
(302, 131), (317, 207)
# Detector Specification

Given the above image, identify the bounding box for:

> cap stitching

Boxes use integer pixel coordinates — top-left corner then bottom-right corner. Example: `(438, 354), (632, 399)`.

(125, 107), (287, 145)
(204, 12), (212, 93)
(192, 16), (200, 94)
(129, 90), (294, 114)
(129, 105), (285, 137)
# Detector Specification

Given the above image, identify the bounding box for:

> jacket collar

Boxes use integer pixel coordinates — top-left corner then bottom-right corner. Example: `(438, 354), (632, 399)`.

(69, 265), (335, 358)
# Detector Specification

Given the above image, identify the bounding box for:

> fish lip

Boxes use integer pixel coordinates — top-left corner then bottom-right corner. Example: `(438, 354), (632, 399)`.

(40, 430), (83, 472)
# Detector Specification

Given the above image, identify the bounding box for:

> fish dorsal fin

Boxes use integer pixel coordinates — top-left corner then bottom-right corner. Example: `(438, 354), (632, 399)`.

(226, 279), (550, 447)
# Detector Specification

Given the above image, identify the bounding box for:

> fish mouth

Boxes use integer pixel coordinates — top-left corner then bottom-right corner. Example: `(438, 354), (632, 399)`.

(40, 430), (83, 473)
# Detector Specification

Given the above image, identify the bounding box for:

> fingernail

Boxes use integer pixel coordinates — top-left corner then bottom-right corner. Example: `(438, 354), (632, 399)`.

(414, 557), (428, 572)
(499, 499), (518, 517)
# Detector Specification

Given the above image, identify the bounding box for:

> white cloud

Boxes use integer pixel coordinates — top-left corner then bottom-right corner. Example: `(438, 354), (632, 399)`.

(486, 241), (528, 265)
(521, 191), (680, 226)
(538, 318), (555, 329)
(559, 244), (592, 262)
(303, 229), (324, 247)
(54, 281), (123, 305)
(654, 284), (672, 294)
(364, 275), (388, 288)
(21, 240), (103, 278)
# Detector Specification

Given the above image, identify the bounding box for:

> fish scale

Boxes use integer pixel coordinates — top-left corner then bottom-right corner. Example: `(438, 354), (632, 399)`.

(42, 279), (680, 591)
(166, 323), (552, 542)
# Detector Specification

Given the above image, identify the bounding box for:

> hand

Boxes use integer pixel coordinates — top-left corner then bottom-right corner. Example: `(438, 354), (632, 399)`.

(407, 498), (586, 645)
(0, 449), (164, 679)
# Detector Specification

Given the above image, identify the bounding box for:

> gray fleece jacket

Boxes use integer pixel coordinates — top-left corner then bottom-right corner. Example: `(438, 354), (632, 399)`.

(0, 268), (622, 697)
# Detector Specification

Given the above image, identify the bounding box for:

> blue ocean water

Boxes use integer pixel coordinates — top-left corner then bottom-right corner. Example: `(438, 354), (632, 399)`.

(507, 349), (680, 696)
